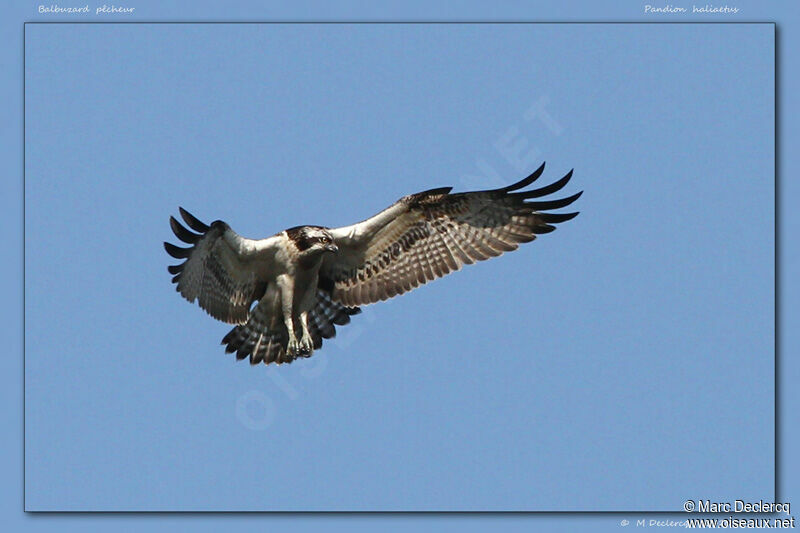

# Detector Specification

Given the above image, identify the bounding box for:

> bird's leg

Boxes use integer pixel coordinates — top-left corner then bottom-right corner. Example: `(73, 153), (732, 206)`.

(298, 311), (314, 356)
(277, 275), (301, 357)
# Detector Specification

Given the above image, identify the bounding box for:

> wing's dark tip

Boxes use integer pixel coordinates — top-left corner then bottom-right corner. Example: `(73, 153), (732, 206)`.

(178, 207), (210, 233)
(501, 162), (546, 192)
(516, 169), (574, 199)
(170, 216), (202, 244)
(538, 211), (580, 224)
(167, 264), (184, 275)
(527, 190), (583, 211)
(533, 224), (556, 234)
(164, 241), (192, 259)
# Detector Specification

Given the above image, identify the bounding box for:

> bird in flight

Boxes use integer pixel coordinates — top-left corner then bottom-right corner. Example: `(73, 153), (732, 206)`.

(165, 162), (581, 366)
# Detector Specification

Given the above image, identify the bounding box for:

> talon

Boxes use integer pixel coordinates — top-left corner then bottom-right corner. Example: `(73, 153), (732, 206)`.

(299, 336), (314, 357)
(287, 338), (302, 357)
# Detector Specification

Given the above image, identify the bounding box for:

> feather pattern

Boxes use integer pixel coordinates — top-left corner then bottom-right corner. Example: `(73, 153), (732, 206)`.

(221, 297), (288, 365)
(323, 163), (581, 307)
(221, 289), (360, 365)
(165, 208), (275, 324)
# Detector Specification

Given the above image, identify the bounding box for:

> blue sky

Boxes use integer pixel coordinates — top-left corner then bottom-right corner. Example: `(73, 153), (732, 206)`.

(23, 22), (775, 512)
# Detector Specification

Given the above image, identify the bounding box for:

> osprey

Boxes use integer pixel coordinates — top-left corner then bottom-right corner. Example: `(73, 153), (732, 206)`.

(165, 163), (581, 366)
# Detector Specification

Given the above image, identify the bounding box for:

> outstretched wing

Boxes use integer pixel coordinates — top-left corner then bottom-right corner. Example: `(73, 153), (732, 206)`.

(164, 208), (277, 324)
(321, 163), (581, 307)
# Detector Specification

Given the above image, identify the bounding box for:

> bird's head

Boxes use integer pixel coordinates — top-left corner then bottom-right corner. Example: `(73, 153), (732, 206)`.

(288, 226), (338, 256)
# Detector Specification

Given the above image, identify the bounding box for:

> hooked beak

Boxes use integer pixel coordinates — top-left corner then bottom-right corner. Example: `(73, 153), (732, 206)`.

(325, 243), (339, 253)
